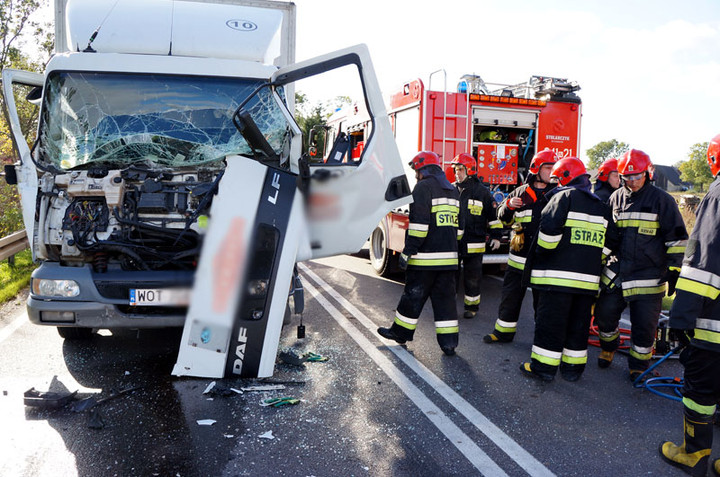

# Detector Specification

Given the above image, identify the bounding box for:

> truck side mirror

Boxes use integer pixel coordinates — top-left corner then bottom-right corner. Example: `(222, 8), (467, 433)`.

(3, 164), (17, 185)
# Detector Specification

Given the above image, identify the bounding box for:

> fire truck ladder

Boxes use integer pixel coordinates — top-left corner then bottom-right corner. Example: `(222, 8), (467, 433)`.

(427, 69), (469, 161)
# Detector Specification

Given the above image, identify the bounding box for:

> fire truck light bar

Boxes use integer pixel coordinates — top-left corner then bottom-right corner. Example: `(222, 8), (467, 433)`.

(469, 93), (546, 107)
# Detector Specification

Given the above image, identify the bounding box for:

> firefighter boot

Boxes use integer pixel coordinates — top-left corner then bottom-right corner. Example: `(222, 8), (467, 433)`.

(377, 327), (407, 345)
(597, 350), (614, 369)
(659, 409), (713, 477)
(519, 362), (554, 382)
(713, 458), (720, 477)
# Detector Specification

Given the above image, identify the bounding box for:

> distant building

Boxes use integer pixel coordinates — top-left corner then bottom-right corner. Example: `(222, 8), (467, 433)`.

(653, 165), (688, 192)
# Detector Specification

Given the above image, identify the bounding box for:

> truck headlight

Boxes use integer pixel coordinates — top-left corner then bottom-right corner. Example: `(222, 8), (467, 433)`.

(32, 279), (80, 297)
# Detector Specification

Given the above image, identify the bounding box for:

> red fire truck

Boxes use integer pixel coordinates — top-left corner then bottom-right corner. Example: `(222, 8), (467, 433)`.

(315, 71), (582, 276)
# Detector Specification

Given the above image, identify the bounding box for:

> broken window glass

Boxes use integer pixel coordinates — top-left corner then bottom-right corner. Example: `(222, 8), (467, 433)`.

(39, 72), (291, 170)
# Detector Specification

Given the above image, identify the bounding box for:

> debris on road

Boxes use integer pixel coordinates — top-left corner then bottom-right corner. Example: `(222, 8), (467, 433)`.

(70, 386), (142, 412)
(260, 397), (300, 407)
(197, 419), (217, 426)
(258, 431), (275, 440)
(278, 349), (307, 366)
(304, 352), (329, 362)
(23, 388), (78, 409)
(202, 381), (217, 394)
(88, 409), (105, 429)
(241, 384), (286, 392)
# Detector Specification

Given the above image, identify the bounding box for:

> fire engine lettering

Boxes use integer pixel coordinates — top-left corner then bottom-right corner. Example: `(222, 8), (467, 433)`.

(570, 228), (604, 247)
(436, 212), (458, 226)
(546, 135), (571, 141)
(268, 173), (281, 204)
(232, 327), (248, 374)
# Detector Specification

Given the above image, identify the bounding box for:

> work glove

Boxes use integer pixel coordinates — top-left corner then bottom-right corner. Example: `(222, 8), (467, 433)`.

(398, 253), (409, 271)
(666, 269), (680, 296)
(668, 328), (693, 347)
(489, 239), (501, 251)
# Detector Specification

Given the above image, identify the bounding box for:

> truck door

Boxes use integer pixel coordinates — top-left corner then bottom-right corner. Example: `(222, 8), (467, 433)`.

(1, 69), (44, 256)
(271, 44), (411, 260)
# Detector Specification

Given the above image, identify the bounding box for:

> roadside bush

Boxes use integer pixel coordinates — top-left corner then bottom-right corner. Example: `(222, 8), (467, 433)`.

(0, 249), (36, 304)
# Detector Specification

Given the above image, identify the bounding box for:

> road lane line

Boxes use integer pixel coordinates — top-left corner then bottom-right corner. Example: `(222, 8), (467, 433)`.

(302, 279), (508, 476)
(0, 309), (27, 345)
(299, 263), (555, 477)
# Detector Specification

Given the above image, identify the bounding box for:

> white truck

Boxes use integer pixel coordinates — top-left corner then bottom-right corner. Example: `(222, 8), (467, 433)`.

(2, 0), (410, 377)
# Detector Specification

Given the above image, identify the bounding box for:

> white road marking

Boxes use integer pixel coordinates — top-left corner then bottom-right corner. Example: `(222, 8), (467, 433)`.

(301, 278), (508, 476)
(299, 262), (555, 477)
(0, 309), (28, 345)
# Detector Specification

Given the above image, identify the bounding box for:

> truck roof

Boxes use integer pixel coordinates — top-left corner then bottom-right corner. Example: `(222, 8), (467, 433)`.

(58, 0), (296, 66)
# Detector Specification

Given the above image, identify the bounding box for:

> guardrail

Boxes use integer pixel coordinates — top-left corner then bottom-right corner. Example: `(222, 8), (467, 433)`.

(0, 230), (29, 264)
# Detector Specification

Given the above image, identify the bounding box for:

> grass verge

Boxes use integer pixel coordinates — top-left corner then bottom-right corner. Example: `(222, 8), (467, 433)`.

(0, 249), (36, 304)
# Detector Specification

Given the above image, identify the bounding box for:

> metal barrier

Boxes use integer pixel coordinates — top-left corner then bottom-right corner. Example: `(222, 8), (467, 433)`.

(0, 230), (29, 264)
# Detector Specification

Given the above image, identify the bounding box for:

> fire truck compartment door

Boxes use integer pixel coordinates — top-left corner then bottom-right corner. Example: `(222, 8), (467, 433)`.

(271, 44), (410, 260)
(1, 69), (44, 254)
(472, 107), (538, 129)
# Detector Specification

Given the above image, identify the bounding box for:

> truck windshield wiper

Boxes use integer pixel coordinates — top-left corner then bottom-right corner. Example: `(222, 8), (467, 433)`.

(232, 109), (279, 163)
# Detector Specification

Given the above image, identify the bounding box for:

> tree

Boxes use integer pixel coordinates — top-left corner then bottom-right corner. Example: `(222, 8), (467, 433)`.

(677, 142), (712, 192)
(585, 139), (629, 170)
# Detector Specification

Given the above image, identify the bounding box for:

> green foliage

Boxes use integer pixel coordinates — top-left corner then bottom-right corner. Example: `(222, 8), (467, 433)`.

(586, 139), (629, 169)
(0, 249), (36, 304)
(294, 93), (351, 161)
(677, 142), (713, 192)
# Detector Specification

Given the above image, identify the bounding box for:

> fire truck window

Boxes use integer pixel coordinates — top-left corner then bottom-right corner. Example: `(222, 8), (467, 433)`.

(294, 64), (369, 166)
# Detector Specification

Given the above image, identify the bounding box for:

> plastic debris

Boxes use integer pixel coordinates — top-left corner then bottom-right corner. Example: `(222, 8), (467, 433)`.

(258, 431), (275, 439)
(23, 388), (78, 409)
(278, 349), (307, 366)
(197, 419), (216, 426)
(70, 386), (142, 412)
(304, 352), (329, 362)
(202, 381), (217, 394)
(203, 382), (237, 397)
(260, 397), (300, 407)
(241, 384), (286, 392)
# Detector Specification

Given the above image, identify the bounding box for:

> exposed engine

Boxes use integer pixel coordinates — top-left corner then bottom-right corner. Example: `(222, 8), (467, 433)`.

(37, 165), (222, 272)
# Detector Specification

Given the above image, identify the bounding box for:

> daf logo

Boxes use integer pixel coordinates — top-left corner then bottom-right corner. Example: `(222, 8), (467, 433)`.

(226, 19), (257, 31)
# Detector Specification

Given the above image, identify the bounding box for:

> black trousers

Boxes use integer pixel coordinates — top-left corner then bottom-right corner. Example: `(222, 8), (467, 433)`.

(682, 346), (720, 415)
(492, 269), (539, 340)
(594, 286), (663, 371)
(390, 269), (458, 349)
(531, 290), (594, 378)
(460, 253), (484, 311)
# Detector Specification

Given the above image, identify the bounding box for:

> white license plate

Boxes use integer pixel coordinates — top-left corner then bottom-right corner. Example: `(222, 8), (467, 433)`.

(129, 288), (191, 306)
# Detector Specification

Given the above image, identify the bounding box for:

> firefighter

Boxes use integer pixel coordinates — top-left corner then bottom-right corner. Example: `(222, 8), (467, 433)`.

(594, 149), (688, 381)
(451, 153), (502, 319)
(659, 134), (720, 477)
(377, 151), (463, 356)
(520, 157), (618, 381)
(592, 157), (620, 203)
(483, 149), (557, 344)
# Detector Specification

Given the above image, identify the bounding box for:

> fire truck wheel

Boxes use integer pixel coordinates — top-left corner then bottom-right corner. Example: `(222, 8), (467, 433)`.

(369, 223), (398, 277)
(57, 327), (94, 340)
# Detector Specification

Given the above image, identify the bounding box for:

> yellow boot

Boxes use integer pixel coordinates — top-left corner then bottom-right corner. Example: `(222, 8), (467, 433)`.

(659, 410), (712, 477)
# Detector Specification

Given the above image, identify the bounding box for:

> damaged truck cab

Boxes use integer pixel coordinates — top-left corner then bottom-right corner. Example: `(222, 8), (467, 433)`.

(2, 0), (409, 356)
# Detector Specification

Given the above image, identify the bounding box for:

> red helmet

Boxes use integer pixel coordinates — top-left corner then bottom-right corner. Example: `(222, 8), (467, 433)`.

(450, 153), (477, 176)
(550, 157), (587, 186)
(409, 151), (442, 171)
(529, 149), (558, 174)
(708, 134), (720, 177)
(597, 158), (618, 182)
(617, 149), (651, 176)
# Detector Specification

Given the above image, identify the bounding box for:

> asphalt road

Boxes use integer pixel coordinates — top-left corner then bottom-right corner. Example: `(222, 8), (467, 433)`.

(0, 251), (708, 476)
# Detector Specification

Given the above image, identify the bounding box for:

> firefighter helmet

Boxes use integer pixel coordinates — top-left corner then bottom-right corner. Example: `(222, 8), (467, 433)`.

(597, 158), (618, 182)
(450, 153), (477, 176)
(708, 134), (720, 177)
(617, 149), (652, 176)
(409, 151), (441, 171)
(529, 149), (558, 174)
(550, 157), (587, 186)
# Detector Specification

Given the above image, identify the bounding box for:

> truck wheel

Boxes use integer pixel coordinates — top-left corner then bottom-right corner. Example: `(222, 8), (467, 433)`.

(369, 224), (398, 277)
(57, 327), (94, 340)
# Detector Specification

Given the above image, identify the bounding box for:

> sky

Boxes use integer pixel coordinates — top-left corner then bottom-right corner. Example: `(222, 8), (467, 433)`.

(292, 0), (720, 166)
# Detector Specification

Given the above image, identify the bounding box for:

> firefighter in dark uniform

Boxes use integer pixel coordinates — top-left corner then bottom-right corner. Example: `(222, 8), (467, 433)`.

(520, 157), (619, 381)
(451, 153), (502, 319)
(483, 149), (557, 343)
(592, 157), (620, 204)
(377, 151), (463, 356)
(594, 149), (688, 381)
(660, 134), (720, 477)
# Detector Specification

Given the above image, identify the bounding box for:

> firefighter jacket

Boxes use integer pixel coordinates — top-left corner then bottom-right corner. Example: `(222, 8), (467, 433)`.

(497, 180), (555, 271)
(404, 167), (463, 271)
(601, 181), (688, 300)
(592, 181), (616, 204)
(527, 176), (619, 295)
(454, 176), (502, 255)
(670, 176), (720, 352)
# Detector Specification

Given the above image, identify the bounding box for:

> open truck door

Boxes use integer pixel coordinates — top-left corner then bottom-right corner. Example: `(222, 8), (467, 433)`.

(1, 69), (44, 258)
(173, 44), (411, 379)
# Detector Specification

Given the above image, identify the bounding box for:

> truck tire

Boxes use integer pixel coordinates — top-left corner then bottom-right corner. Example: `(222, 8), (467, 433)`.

(57, 327), (94, 340)
(369, 223), (398, 277)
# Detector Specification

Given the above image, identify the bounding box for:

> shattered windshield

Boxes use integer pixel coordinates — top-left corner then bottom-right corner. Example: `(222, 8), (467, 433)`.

(39, 72), (291, 170)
